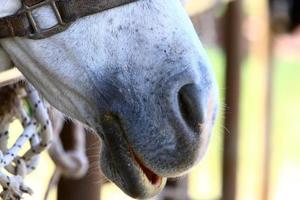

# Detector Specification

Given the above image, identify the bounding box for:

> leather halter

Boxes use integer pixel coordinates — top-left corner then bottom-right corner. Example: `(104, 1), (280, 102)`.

(0, 0), (137, 39)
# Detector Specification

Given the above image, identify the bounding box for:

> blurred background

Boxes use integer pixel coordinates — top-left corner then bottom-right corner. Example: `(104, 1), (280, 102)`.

(8, 0), (300, 199)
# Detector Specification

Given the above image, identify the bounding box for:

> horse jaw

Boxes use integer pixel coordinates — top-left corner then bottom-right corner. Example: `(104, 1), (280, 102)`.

(0, 0), (219, 199)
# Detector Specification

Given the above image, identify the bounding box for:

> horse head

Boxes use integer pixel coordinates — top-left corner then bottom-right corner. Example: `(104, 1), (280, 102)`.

(0, 0), (218, 198)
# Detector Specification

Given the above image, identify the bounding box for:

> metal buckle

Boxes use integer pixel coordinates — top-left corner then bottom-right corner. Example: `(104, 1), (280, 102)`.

(20, 0), (69, 39)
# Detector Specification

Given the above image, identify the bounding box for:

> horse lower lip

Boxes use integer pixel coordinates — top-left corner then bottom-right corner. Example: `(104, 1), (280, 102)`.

(100, 115), (163, 188)
(132, 152), (162, 187)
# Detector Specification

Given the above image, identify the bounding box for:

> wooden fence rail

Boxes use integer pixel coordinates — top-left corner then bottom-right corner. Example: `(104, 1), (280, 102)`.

(0, 68), (24, 87)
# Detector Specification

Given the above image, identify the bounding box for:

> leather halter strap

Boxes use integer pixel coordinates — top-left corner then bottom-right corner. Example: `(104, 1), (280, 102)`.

(0, 0), (137, 39)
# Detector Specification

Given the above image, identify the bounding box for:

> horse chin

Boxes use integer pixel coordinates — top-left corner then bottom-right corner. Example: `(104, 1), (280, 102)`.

(99, 114), (167, 199)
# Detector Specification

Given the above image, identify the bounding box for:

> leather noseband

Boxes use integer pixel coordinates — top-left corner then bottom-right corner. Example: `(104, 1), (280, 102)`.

(0, 0), (137, 39)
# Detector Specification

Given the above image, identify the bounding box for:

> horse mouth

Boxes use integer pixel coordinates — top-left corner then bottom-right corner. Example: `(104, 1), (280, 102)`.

(131, 148), (163, 187)
(100, 114), (167, 198)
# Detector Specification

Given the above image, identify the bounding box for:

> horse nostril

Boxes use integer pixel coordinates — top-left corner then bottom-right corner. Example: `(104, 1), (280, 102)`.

(178, 84), (205, 133)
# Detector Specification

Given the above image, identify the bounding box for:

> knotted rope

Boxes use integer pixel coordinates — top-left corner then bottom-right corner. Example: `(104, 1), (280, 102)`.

(0, 83), (52, 200)
(0, 82), (89, 200)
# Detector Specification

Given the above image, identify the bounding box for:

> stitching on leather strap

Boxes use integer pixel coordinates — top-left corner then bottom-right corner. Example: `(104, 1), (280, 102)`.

(5, 19), (15, 37)
(0, 0), (138, 39)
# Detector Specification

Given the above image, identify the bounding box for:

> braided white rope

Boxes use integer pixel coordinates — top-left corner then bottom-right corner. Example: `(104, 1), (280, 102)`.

(49, 121), (88, 178)
(0, 82), (89, 200)
(0, 82), (53, 200)
(22, 84), (53, 161)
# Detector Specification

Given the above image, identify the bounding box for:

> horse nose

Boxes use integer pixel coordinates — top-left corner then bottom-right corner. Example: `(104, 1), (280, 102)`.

(177, 84), (206, 133)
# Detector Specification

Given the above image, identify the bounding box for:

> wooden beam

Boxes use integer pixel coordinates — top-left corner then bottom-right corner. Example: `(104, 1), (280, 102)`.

(57, 122), (102, 200)
(261, 3), (273, 200)
(237, 1), (273, 199)
(261, 35), (273, 200)
(0, 68), (24, 87)
(221, 1), (243, 200)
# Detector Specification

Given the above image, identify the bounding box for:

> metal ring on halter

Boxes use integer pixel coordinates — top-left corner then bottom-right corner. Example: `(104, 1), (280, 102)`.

(17, 0), (70, 39)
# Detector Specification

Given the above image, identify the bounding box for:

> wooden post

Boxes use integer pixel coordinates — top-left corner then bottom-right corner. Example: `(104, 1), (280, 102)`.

(221, 1), (243, 200)
(262, 4), (274, 199)
(241, 1), (272, 199)
(261, 36), (273, 200)
(57, 122), (102, 200)
(221, 0), (274, 199)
